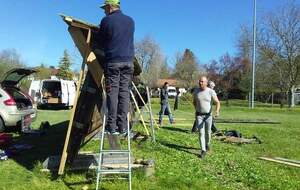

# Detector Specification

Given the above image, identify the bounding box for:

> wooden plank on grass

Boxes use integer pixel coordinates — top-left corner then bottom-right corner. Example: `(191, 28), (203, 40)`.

(258, 157), (300, 168)
(153, 117), (280, 124)
(216, 119), (281, 124)
(274, 157), (300, 165)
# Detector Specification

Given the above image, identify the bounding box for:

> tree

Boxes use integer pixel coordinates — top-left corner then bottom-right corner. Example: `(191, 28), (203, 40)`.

(235, 25), (253, 98)
(135, 36), (165, 87)
(204, 59), (221, 86)
(57, 49), (73, 80)
(34, 63), (52, 80)
(160, 58), (171, 79)
(258, 2), (300, 107)
(236, 25), (253, 60)
(174, 49), (200, 89)
(204, 53), (251, 105)
(0, 49), (33, 91)
(0, 49), (24, 78)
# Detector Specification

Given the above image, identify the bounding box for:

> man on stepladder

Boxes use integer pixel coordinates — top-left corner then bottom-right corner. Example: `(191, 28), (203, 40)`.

(193, 76), (220, 159)
(90, 0), (135, 135)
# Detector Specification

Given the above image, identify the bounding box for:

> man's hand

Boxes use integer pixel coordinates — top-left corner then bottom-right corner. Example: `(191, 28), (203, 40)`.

(87, 51), (96, 62)
(214, 111), (220, 118)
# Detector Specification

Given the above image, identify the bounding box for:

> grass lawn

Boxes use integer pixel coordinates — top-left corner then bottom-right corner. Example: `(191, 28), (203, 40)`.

(0, 99), (299, 190)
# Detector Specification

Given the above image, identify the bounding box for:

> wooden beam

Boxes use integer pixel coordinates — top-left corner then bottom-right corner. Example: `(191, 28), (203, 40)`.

(274, 157), (300, 165)
(58, 27), (105, 175)
(258, 157), (300, 168)
(68, 27), (103, 87)
(58, 58), (86, 175)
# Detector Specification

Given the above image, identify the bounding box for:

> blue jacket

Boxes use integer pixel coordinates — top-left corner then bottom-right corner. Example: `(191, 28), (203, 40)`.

(160, 88), (169, 105)
(94, 10), (135, 63)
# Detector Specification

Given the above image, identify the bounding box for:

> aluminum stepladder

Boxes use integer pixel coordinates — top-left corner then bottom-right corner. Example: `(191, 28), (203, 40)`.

(130, 82), (157, 142)
(96, 91), (132, 190)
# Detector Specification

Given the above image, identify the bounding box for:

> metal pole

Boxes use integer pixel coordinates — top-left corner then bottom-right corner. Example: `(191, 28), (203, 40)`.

(251, 0), (257, 109)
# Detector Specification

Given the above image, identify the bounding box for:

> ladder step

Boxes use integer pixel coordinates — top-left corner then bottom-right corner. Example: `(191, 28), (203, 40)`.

(100, 150), (130, 153)
(98, 170), (130, 174)
(101, 177), (129, 180)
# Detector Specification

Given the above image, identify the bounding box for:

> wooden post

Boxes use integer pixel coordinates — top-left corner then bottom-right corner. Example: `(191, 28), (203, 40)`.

(274, 157), (300, 165)
(259, 157), (300, 168)
(58, 29), (92, 175)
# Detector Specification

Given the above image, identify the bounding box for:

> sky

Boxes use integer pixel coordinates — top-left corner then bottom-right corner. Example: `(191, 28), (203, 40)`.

(0, 0), (299, 70)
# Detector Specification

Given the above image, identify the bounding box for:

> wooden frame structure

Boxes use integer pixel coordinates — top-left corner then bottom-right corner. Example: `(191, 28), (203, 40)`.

(58, 14), (144, 175)
(58, 14), (105, 175)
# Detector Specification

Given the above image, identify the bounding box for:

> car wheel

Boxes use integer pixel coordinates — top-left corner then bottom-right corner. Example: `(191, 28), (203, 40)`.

(0, 117), (5, 132)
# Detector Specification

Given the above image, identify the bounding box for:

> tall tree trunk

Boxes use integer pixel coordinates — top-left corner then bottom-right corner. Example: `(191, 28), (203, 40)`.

(287, 86), (295, 108)
(225, 92), (229, 107)
(280, 91), (284, 108)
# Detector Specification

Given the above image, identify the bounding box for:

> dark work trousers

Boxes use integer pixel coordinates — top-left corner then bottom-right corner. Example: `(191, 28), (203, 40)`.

(174, 95), (179, 110)
(105, 62), (133, 133)
(158, 103), (174, 125)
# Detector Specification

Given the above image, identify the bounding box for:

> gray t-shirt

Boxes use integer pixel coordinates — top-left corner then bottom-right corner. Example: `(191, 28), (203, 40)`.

(193, 87), (217, 114)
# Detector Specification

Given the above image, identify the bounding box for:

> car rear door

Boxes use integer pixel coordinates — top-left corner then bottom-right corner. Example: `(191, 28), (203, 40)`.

(0, 68), (36, 87)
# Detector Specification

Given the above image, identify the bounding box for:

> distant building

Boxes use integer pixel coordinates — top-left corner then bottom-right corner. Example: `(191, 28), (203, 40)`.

(156, 79), (178, 87)
(50, 67), (59, 76)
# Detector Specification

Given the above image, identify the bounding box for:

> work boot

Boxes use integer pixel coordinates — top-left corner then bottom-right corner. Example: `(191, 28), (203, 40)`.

(158, 121), (162, 127)
(199, 150), (206, 159)
(120, 131), (135, 138)
(119, 129), (127, 136)
(206, 145), (210, 152)
(111, 131), (120, 135)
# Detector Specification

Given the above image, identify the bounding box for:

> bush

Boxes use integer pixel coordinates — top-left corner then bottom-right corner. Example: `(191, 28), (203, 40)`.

(180, 93), (193, 104)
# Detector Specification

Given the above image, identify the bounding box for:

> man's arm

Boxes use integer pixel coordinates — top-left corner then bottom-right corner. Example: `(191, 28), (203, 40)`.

(193, 91), (197, 109)
(212, 95), (220, 117)
(93, 18), (108, 49)
(87, 18), (109, 63)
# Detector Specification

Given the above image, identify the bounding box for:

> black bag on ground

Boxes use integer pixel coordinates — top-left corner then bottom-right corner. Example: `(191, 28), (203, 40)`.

(224, 130), (242, 138)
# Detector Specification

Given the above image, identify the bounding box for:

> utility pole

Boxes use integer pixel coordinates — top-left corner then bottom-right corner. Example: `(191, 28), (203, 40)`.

(251, 0), (257, 109)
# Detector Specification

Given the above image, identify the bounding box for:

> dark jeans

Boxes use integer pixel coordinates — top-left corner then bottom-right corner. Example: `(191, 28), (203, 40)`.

(158, 103), (174, 124)
(105, 62), (133, 133)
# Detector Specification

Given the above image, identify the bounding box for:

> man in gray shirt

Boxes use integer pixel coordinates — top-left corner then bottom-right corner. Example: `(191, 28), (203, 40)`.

(193, 76), (220, 159)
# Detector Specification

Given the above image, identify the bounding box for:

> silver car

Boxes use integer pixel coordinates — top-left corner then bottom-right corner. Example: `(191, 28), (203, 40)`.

(0, 68), (37, 132)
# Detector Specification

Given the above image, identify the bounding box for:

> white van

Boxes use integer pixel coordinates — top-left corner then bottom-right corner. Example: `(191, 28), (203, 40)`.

(178, 88), (187, 96)
(167, 86), (187, 98)
(29, 79), (77, 108)
(167, 86), (177, 98)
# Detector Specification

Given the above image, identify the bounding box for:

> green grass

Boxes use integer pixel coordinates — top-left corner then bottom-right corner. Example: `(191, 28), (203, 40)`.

(0, 100), (300, 190)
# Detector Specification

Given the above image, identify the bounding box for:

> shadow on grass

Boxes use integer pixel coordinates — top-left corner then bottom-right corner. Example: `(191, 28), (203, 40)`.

(37, 105), (71, 111)
(158, 140), (199, 157)
(9, 121), (68, 172)
(160, 126), (190, 134)
(61, 171), (94, 190)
